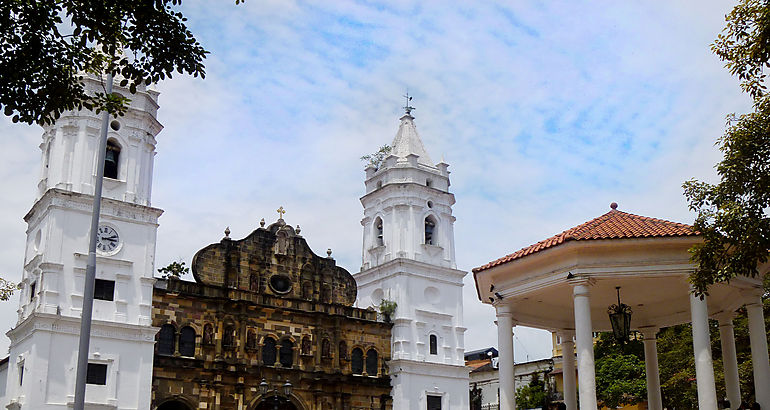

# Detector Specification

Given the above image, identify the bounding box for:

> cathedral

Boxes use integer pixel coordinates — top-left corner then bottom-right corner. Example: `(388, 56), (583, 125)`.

(0, 80), (469, 409)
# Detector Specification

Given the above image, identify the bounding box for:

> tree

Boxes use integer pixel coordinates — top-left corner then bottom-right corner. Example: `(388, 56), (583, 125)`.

(515, 372), (550, 410)
(157, 260), (189, 279)
(683, 0), (770, 295)
(0, 0), (242, 126)
(593, 332), (647, 409)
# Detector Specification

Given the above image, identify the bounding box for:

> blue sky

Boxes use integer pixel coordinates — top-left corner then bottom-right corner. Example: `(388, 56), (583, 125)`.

(0, 1), (753, 360)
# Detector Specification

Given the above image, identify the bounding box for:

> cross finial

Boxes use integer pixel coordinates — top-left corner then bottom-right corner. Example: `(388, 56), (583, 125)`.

(277, 206), (286, 220)
(403, 90), (415, 115)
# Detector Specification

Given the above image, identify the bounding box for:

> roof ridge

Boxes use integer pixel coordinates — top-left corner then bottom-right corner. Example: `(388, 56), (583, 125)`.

(472, 208), (696, 273)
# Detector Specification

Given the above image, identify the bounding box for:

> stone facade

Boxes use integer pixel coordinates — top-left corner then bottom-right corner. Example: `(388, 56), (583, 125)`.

(151, 218), (392, 410)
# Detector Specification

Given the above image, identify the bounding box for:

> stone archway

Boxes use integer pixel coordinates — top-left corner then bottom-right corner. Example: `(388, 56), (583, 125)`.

(252, 395), (299, 410)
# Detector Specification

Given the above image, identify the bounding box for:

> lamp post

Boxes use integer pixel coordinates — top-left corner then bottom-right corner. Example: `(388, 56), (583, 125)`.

(607, 286), (632, 343)
(259, 379), (293, 410)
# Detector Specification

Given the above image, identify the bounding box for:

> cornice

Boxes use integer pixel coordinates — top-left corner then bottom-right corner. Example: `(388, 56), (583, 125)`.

(25, 189), (163, 225)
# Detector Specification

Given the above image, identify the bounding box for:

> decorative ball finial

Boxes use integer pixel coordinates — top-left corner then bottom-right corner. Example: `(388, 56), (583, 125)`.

(295, 225), (301, 235)
(260, 218), (265, 228)
(610, 202), (618, 210)
(224, 226), (231, 238)
(327, 248), (332, 258)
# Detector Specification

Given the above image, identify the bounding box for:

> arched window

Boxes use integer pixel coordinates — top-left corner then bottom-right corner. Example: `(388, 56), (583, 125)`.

(338, 341), (348, 360)
(158, 324), (175, 355)
(429, 334), (438, 355)
(374, 218), (384, 246)
(365, 348), (378, 376)
(179, 326), (196, 357)
(424, 216), (436, 245)
(279, 339), (294, 368)
(262, 337), (277, 366)
(351, 348), (364, 375)
(104, 139), (121, 180)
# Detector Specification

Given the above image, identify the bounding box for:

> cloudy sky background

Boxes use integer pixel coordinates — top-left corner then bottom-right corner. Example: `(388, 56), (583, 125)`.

(0, 1), (753, 360)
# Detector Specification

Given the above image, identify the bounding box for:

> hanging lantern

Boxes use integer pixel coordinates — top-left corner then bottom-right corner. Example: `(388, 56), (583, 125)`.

(607, 286), (632, 343)
(259, 379), (269, 395)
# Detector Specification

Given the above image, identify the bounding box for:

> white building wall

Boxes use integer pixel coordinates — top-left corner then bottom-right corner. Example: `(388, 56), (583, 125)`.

(355, 112), (469, 410)
(3, 77), (162, 410)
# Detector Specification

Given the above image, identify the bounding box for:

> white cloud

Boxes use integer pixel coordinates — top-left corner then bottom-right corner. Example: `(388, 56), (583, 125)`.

(0, 1), (750, 360)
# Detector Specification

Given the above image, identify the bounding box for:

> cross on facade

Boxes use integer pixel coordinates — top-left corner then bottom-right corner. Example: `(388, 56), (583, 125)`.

(277, 206), (286, 220)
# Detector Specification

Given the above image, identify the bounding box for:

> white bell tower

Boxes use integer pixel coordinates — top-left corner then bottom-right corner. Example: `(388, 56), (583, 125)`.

(355, 104), (469, 410)
(3, 75), (163, 410)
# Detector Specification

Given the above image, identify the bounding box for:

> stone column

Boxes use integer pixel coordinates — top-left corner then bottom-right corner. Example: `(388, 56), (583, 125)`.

(641, 327), (662, 410)
(745, 293), (770, 408)
(572, 282), (598, 410)
(690, 291), (718, 410)
(560, 331), (577, 410)
(717, 312), (741, 408)
(496, 305), (516, 410)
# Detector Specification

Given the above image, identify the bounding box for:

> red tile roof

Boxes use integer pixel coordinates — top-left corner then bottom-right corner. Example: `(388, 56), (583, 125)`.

(473, 206), (696, 273)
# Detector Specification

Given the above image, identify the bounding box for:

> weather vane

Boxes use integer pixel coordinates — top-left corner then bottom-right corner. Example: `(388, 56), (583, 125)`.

(403, 90), (415, 115)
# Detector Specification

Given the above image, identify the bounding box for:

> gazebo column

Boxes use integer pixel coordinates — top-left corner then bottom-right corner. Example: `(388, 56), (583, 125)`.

(717, 312), (741, 408)
(572, 282), (598, 410)
(640, 327), (662, 410)
(690, 291), (718, 410)
(496, 304), (516, 410)
(559, 331), (577, 410)
(745, 292), (770, 408)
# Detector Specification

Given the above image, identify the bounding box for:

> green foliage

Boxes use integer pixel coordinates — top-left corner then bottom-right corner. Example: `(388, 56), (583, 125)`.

(0, 277), (17, 301)
(378, 298), (397, 317)
(361, 145), (392, 169)
(684, 0), (770, 296)
(712, 0), (770, 100)
(0, 1), (240, 125)
(515, 373), (549, 410)
(157, 260), (189, 279)
(593, 332), (646, 409)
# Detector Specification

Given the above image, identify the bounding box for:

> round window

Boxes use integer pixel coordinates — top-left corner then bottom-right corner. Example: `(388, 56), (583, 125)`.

(269, 274), (292, 294)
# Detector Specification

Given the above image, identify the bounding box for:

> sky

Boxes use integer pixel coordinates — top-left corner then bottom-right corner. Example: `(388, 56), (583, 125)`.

(0, 1), (755, 361)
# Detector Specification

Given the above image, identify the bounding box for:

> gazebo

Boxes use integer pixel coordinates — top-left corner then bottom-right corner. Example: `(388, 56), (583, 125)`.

(472, 204), (769, 410)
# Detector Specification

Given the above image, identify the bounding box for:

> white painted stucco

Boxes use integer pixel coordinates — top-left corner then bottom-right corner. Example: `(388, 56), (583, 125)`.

(355, 112), (469, 410)
(2, 76), (162, 410)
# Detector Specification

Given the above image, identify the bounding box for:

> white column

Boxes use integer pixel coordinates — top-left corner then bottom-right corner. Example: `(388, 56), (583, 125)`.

(690, 291), (718, 410)
(745, 294), (770, 409)
(496, 305), (516, 410)
(717, 312), (741, 409)
(572, 283), (598, 410)
(560, 331), (577, 410)
(641, 327), (662, 410)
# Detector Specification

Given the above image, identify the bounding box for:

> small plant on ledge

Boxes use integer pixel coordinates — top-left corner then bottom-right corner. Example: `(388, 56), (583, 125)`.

(360, 145), (392, 170)
(157, 260), (189, 280)
(378, 299), (397, 322)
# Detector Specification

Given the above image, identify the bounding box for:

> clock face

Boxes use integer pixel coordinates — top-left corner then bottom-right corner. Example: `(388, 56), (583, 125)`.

(96, 225), (120, 254)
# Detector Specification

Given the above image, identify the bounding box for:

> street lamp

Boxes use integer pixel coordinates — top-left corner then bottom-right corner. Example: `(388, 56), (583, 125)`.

(607, 286), (632, 343)
(259, 379), (293, 410)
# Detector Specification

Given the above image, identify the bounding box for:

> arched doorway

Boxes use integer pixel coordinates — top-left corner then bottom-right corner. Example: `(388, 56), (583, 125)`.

(253, 395), (298, 410)
(156, 399), (194, 410)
